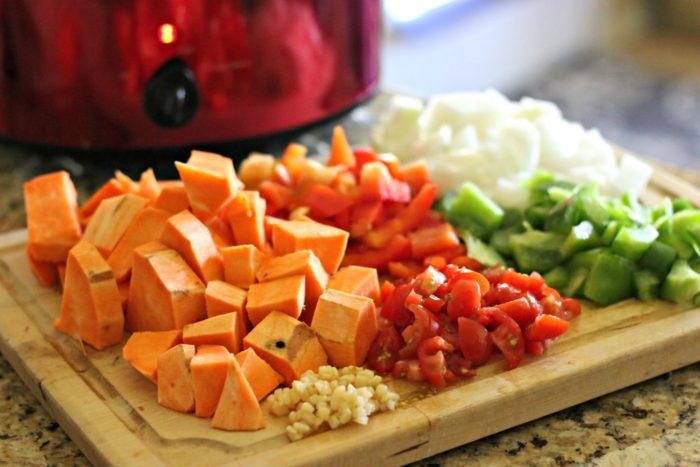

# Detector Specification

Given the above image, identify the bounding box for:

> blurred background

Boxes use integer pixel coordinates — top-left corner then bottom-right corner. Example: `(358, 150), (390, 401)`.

(381, 0), (700, 171)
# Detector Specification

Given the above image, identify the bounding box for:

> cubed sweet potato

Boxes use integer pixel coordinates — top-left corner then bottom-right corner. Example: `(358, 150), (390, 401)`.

(246, 274), (305, 326)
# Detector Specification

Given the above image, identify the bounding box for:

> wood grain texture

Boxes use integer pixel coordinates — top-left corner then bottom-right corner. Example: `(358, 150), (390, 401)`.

(0, 163), (698, 466)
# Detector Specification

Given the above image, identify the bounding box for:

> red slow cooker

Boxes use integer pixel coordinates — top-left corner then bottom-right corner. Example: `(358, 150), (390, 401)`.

(0, 0), (381, 150)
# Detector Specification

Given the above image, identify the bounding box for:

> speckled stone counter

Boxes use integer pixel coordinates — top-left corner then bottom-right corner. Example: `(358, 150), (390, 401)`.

(1, 54), (699, 466)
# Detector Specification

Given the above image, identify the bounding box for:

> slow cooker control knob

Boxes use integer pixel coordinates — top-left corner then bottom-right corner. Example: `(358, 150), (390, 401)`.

(143, 59), (199, 128)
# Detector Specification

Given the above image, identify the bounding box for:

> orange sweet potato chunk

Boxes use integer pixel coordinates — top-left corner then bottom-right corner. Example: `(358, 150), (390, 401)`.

(126, 242), (206, 332)
(243, 311), (327, 385)
(122, 330), (182, 383)
(205, 280), (247, 344)
(256, 249), (328, 323)
(182, 312), (243, 354)
(82, 193), (149, 258)
(160, 210), (223, 283)
(153, 183), (190, 214)
(206, 216), (235, 250)
(175, 150), (242, 219)
(27, 246), (59, 288)
(54, 240), (124, 350)
(136, 168), (161, 202)
(107, 207), (170, 282)
(271, 219), (349, 274)
(235, 348), (283, 401)
(157, 344), (196, 413)
(211, 356), (265, 431)
(80, 178), (125, 219)
(191, 345), (231, 418)
(24, 171), (82, 262)
(246, 274), (305, 326)
(224, 191), (266, 250)
(310, 289), (377, 367)
(327, 266), (380, 303)
(221, 244), (266, 289)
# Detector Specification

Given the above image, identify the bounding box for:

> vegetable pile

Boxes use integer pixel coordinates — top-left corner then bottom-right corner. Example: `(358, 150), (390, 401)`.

(22, 125), (580, 438)
(367, 263), (578, 388)
(372, 91), (653, 208)
(440, 174), (700, 306)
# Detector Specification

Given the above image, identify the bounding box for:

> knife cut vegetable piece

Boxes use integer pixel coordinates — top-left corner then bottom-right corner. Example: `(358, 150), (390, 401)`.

(153, 182), (190, 214)
(271, 219), (349, 274)
(107, 207), (170, 282)
(297, 159), (342, 187)
(296, 184), (354, 218)
(509, 231), (565, 273)
(359, 161), (411, 203)
(157, 344), (196, 413)
(205, 216), (235, 250)
(328, 125), (356, 168)
(327, 266), (380, 303)
(136, 168), (161, 202)
(122, 330), (182, 383)
(342, 234), (412, 271)
(243, 311), (327, 385)
(24, 171), (82, 262)
(126, 241), (206, 331)
(235, 348), (284, 401)
(190, 345), (231, 418)
(221, 244), (266, 289)
(205, 280), (246, 316)
(660, 259), (700, 303)
(656, 210), (700, 259)
(634, 270), (660, 302)
(398, 159), (430, 194)
(409, 223), (460, 259)
(80, 178), (125, 219)
(442, 182), (504, 240)
(311, 290), (378, 367)
(258, 181), (294, 216)
(583, 252), (634, 305)
(54, 240), (124, 350)
(256, 249), (328, 322)
(82, 193), (149, 258)
(223, 190), (266, 250)
(525, 314), (569, 341)
(238, 152), (275, 190)
(160, 210), (223, 283)
(280, 143), (307, 185)
(560, 220), (599, 259)
(246, 274), (305, 325)
(26, 246), (59, 287)
(611, 224), (659, 261)
(211, 355), (265, 431)
(57, 262), (67, 289)
(182, 312), (243, 354)
(349, 201), (385, 238)
(175, 150), (242, 219)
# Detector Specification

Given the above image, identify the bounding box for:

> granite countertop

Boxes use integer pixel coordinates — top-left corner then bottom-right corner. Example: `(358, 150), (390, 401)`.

(1, 54), (699, 466)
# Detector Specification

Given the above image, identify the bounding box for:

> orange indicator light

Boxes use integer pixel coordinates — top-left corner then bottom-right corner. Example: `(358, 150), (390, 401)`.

(158, 23), (177, 44)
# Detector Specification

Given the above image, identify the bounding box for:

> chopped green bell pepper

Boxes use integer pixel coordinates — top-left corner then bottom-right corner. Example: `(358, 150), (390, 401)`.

(560, 220), (600, 258)
(660, 259), (700, 303)
(583, 252), (635, 306)
(634, 270), (660, 302)
(509, 231), (565, 273)
(611, 224), (659, 261)
(639, 240), (677, 279)
(444, 182), (504, 240)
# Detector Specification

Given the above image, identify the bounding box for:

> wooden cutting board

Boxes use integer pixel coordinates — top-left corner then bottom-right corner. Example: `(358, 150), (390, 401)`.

(1, 162), (699, 467)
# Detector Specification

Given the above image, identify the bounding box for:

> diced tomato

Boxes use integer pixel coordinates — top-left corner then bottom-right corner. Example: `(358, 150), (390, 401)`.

(392, 359), (423, 382)
(445, 353), (475, 380)
(405, 290), (422, 306)
(446, 269), (490, 296)
(417, 336), (454, 389)
(423, 295), (446, 313)
(447, 279), (481, 320)
(488, 309), (525, 369)
(380, 283), (414, 327)
(528, 271), (545, 294)
(525, 314), (570, 341)
(440, 317), (460, 348)
(561, 298), (582, 319)
(366, 326), (403, 374)
(492, 282), (523, 304)
(482, 266), (505, 284)
(400, 303), (440, 359)
(297, 184), (354, 218)
(497, 297), (538, 329)
(457, 317), (493, 366)
(526, 340), (546, 356)
(413, 266), (446, 297)
(499, 270), (531, 292)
